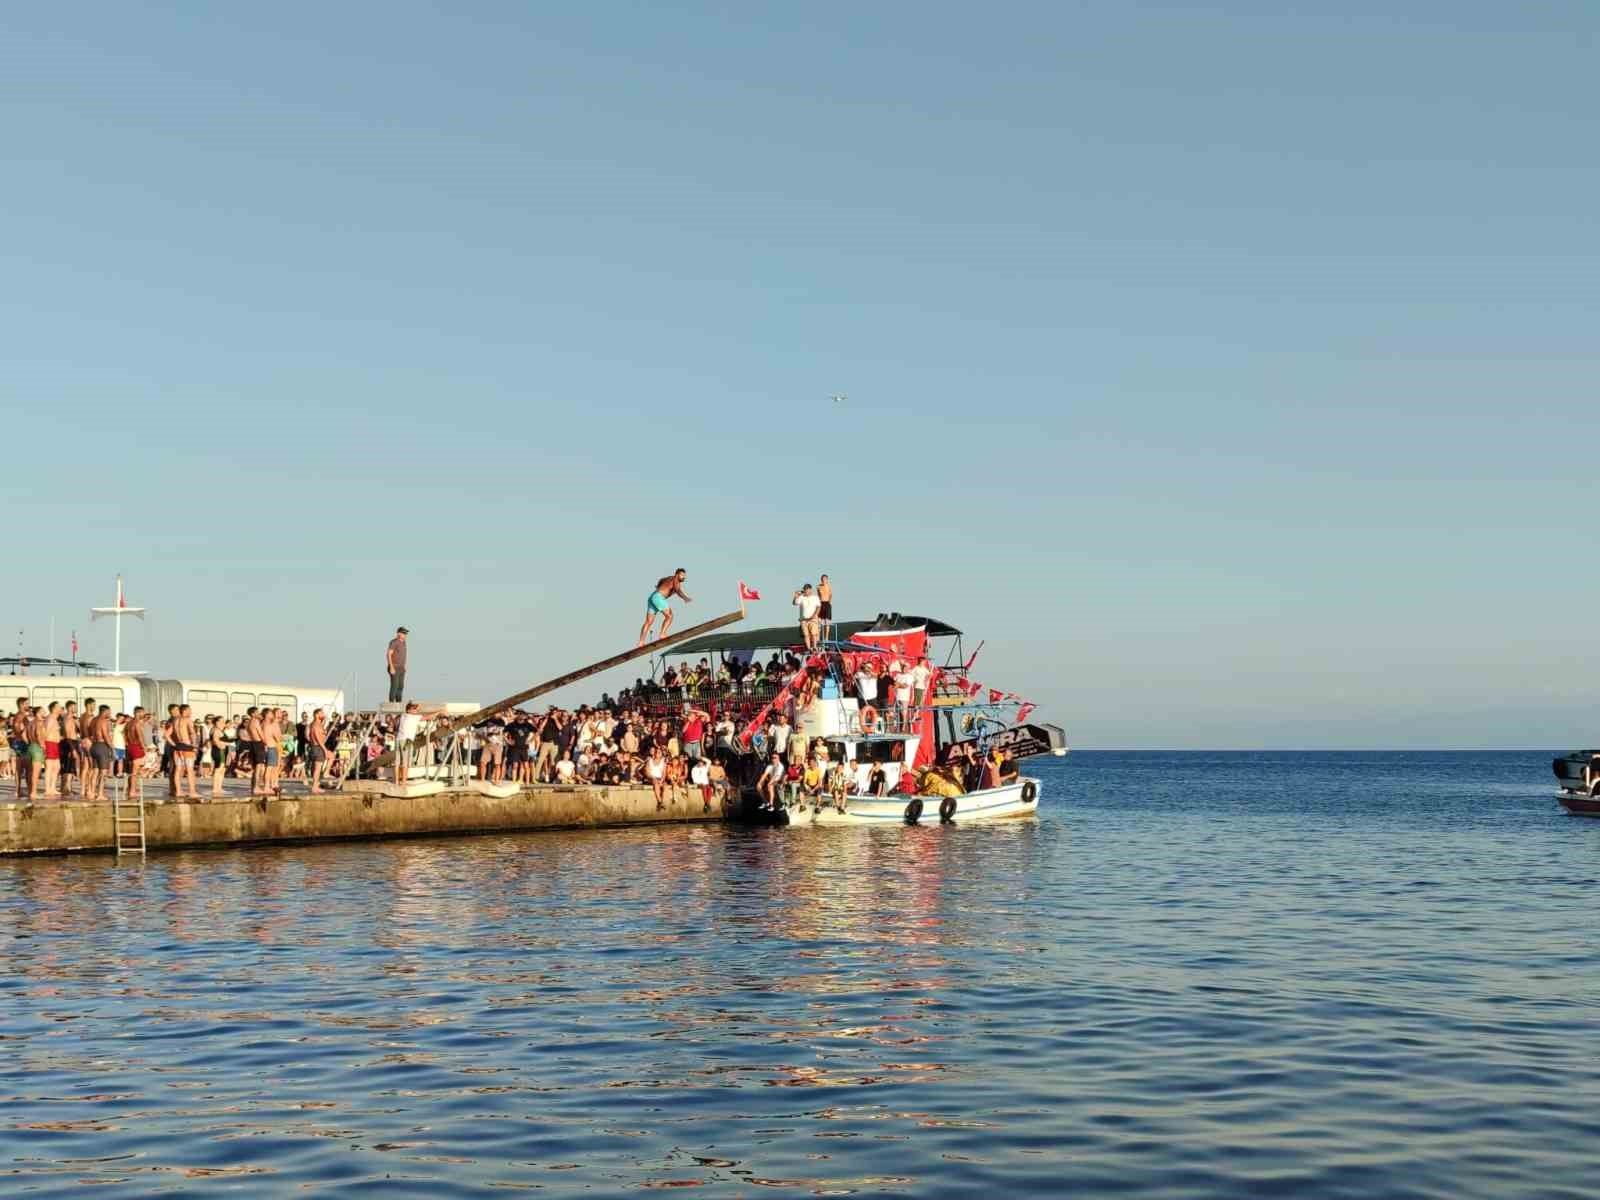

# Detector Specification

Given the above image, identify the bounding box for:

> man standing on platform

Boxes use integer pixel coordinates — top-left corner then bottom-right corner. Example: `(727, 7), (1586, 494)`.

(793, 583), (822, 652)
(387, 626), (409, 703)
(817, 575), (834, 642)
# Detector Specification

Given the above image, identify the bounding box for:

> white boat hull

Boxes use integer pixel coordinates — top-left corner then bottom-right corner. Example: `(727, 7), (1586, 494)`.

(781, 778), (1040, 827)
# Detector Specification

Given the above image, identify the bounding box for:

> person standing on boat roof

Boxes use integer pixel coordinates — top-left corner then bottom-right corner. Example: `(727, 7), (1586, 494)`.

(817, 575), (833, 642)
(793, 583), (822, 651)
(386, 626), (409, 703)
(639, 569), (692, 646)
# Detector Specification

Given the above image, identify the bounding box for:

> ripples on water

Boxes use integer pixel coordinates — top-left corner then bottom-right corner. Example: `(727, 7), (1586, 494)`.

(1, 752), (1596, 1197)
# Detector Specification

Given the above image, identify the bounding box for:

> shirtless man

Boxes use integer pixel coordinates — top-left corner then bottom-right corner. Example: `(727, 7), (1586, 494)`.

(307, 708), (330, 794)
(24, 707), (45, 800)
(262, 708), (284, 796)
(817, 574), (834, 642)
(61, 702), (80, 796)
(161, 704), (180, 795)
(88, 705), (113, 801)
(638, 568), (692, 645)
(9, 700), (32, 802)
(41, 702), (63, 798)
(245, 707), (268, 796)
(170, 704), (199, 799)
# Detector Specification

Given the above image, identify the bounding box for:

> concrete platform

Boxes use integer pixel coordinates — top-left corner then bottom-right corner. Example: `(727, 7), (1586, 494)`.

(0, 775), (726, 855)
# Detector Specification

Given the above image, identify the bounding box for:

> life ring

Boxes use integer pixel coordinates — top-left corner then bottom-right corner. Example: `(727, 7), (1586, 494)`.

(903, 797), (923, 825)
(938, 796), (957, 824)
(859, 706), (880, 734)
(1021, 780), (1038, 805)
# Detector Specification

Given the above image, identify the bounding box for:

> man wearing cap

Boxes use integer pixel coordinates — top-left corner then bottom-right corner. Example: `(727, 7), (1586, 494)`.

(387, 627), (409, 702)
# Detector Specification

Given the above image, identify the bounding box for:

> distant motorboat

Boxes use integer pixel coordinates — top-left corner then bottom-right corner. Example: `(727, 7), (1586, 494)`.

(1552, 750), (1600, 816)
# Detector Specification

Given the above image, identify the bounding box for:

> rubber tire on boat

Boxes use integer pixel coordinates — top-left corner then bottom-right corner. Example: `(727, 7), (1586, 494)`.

(938, 796), (957, 825)
(1021, 781), (1038, 805)
(904, 798), (923, 825)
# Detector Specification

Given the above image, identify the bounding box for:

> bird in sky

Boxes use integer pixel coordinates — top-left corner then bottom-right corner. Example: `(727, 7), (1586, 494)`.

(830, 393), (846, 404)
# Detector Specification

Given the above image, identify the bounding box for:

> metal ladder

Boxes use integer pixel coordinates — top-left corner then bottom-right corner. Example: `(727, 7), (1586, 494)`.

(112, 779), (147, 856)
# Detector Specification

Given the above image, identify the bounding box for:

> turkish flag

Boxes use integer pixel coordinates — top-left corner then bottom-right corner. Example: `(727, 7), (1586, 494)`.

(1016, 703), (1036, 724)
(987, 688), (1004, 705)
(739, 581), (762, 601)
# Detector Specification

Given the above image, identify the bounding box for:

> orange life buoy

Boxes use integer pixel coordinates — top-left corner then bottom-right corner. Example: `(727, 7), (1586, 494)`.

(859, 705), (880, 734)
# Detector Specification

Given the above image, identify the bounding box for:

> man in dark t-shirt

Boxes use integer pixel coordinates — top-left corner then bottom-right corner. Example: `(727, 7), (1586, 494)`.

(386, 627), (409, 702)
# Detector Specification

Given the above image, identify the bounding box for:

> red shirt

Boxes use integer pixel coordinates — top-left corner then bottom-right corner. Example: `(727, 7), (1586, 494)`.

(683, 719), (705, 742)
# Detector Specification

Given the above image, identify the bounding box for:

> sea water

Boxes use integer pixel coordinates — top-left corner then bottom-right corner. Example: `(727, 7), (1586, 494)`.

(0, 752), (1595, 1197)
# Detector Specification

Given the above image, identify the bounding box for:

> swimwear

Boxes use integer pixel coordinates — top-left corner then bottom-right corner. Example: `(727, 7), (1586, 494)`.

(265, 747), (279, 767)
(44, 742), (60, 761)
(27, 743), (44, 765)
(171, 742), (194, 752)
(648, 590), (670, 616)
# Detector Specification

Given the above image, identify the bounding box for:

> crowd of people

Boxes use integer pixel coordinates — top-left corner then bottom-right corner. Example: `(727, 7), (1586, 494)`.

(5, 697), (361, 803)
(4, 569), (1017, 813)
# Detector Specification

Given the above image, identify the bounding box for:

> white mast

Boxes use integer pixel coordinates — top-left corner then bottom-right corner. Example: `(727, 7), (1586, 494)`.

(90, 574), (146, 675)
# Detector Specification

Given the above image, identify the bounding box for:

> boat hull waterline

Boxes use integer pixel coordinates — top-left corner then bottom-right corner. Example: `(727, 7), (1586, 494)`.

(751, 778), (1040, 827)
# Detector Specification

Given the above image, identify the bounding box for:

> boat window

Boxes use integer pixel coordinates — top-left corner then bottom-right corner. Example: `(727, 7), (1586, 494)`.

(856, 740), (905, 764)
(259, 692), (295, 712)
(825, 740), (850, 762)
(30, 686), (78, 706)
(188, 689), (228, 722)
(229, 692), (256, 717)
(0, 684), (28, 709)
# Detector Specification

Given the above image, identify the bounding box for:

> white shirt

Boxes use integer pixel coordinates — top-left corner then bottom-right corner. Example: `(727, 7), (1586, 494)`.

(794, 593), (821, 620)
(397, 713), (422, 742)
(856, 674), (876, 702)
(555, 758), (576, 782)
(772, 723), (791, 752)
(911, 663), (931, 690)
(690, 762), (709, 786)
(894, 672), (914, 700)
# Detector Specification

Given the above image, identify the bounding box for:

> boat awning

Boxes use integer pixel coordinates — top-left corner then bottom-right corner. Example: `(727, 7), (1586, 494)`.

(668, 615), (962, 657)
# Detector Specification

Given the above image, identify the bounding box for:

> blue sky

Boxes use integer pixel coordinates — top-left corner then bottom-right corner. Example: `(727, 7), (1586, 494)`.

(5, 2), (1597, 747)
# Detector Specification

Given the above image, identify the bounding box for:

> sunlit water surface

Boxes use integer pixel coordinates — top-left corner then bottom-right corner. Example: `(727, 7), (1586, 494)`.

(2, 752), (1597, 1197)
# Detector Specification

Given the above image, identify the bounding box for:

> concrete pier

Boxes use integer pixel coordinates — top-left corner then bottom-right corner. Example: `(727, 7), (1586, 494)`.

(1, 782), (724, 856)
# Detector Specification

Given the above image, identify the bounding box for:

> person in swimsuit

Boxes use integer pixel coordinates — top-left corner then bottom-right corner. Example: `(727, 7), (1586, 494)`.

(10, 700), (33, 802)
(307, 709), (330, 794)
(40, 702), (63, 798)
(638, 568), (692, 646)
(207, 717), (227, 798)
(817, 574), (834, 642)
(170, 705), (199, 799)
(125, 708), (147, 801)
(87, 705), (112, 801)
(245, 708), (267, 796)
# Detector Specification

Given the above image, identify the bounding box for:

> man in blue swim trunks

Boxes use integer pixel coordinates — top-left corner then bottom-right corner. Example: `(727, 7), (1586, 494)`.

(639, 569), (692, 645)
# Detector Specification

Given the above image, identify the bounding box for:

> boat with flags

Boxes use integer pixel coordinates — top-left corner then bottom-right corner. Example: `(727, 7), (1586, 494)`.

(655, 612), (1066, 826)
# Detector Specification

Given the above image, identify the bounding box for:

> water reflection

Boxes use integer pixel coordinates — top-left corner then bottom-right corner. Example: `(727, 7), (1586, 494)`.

(1, 756), (1596, 1196)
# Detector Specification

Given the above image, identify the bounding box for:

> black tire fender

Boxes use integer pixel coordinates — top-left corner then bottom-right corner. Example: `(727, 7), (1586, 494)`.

(938, 796), (958, 824)
(1022, 780), (1038, 805)
(904, 798), (923, 825)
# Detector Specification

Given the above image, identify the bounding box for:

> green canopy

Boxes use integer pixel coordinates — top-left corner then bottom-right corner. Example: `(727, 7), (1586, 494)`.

(667, 616), (961, 657)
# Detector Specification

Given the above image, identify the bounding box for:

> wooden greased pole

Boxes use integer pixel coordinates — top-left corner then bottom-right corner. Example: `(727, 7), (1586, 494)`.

(372, 608), (747, 770)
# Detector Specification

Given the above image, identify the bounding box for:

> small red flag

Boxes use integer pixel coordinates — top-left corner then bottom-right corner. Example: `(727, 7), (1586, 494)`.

(71, 632), (79, 657)
(739, 581), (762, 601)
(1016, 702), (1036, 724)
(987, 688), (1004, 705)
(960, 679), (982, 698)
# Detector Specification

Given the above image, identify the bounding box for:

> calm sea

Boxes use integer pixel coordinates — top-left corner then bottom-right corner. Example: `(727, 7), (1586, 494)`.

(1, 752), (1596, 1197)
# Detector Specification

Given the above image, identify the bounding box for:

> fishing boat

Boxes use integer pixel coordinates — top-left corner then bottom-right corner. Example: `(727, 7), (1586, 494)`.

(661, 613), (1066, 827)
(1552, 750), (1600, 816)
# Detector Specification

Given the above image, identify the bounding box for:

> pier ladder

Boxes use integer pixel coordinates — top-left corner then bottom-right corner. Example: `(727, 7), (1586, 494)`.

(112, 781), (147, 857)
